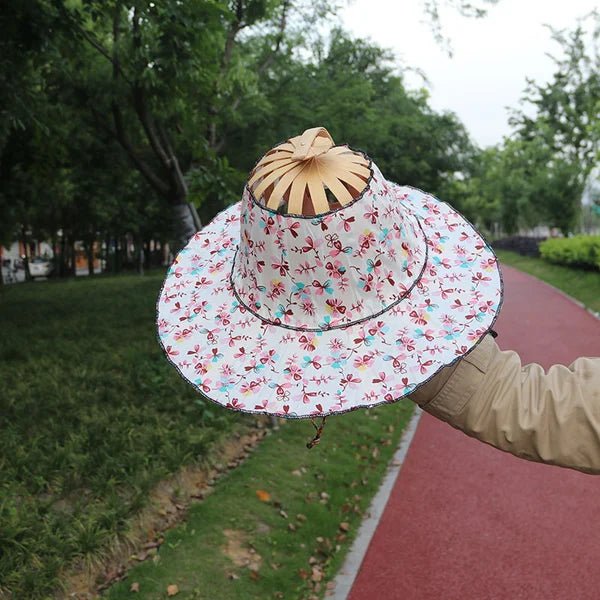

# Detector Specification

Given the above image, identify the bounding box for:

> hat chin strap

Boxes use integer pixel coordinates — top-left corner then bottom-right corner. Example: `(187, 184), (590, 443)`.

(248, 126), (371, 216)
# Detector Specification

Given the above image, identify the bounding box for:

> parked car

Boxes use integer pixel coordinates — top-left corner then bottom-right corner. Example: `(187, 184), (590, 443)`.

(29, 257), (53, 278)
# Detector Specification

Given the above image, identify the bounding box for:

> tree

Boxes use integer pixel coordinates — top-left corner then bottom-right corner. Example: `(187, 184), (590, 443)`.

(509, 14), (600, 234)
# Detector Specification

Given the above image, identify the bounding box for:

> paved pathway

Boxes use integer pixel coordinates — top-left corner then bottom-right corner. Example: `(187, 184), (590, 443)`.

(347, 265), (600, 600)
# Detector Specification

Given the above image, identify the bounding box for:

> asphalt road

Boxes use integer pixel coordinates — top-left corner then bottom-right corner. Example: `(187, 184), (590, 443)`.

(348, 265), (600, 600)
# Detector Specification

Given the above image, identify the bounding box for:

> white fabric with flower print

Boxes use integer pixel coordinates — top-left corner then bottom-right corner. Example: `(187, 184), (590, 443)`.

(231, 164), (427, 330)
(157, 165), (503, 419)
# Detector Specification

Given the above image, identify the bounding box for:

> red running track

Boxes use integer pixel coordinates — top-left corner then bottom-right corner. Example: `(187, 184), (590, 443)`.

(348, 265), (600, 600)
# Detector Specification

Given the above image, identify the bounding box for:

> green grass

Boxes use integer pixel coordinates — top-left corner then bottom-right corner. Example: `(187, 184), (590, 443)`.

(106, 402), (414, 600)
(0, 273), (249, 598)
(496, 250), (600, 314)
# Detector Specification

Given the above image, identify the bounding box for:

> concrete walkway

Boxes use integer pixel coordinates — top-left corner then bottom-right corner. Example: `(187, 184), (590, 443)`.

(346, 265), (600, 600)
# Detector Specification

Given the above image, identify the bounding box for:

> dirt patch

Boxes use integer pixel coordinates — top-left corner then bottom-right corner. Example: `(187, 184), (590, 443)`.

(57, 418), (273, 599)
(222, 529), (262, 572)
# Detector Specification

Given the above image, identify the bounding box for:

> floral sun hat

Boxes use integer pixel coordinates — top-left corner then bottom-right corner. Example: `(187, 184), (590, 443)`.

(157, 127), (503, 430)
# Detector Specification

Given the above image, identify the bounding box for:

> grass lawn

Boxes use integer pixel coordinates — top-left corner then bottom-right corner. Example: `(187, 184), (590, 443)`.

(496, 250), (600, 314)
(106, 402), (414, 600)
(0, 272), (415, 600)
(0, 272), (250, 598)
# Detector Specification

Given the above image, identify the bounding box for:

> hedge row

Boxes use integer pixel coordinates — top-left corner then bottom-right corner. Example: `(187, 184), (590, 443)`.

(539, 235), (600, 270)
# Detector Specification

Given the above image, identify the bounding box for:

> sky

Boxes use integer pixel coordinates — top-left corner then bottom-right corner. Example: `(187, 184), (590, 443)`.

(340, 0), (598, 147)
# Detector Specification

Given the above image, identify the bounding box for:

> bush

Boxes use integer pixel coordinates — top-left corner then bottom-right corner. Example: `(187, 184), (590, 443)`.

(539, 236), (600, 270)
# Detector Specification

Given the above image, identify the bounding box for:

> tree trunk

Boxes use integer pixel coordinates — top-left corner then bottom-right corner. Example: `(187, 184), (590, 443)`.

(20, 228), (32, 282)
(86, 239), (95, 277)
(59, 233), (67, 277)
(69, 239), (76, 276)
(138, 237), (145, 277)
(172, 202), (202, 253)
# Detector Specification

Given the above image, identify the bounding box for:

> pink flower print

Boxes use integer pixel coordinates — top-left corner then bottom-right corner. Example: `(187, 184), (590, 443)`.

(453, 244), (467, 257)
(271, 258), (290, 277)
(358, 230), (375, 252)
(302, 355), (323, 370)
(312, 279), (333, 296)
(243, 359), (264, 374)
(351, 299), (365, 313)
(372, 371), (388, 384)
(253, 398), (270, 410)
(325, 233), (352, 257)
(471, 272), (492, 285)
(302, 390), (318, 404)
(269, 382), (291, 401)
(220, 364), (234, 376)
(326, 298), (347, 316)
(437, 257), (452, 269)
(255, 259), (265, 273)
(267, 280), (285, 300)
(196, 377), (213, 393)
(241, 380), (263, 395)
(329, 338), (344, 351)
(409, 310), (428, 325)
(451, 298), (465, 310)
(300, 300), (315, 316)
(359, 272), (374, 292)
(339, 215), (356, 232)
(165, 345), (179, 358)
(364, 207), (379, 224)
(174, 327), (194, 342)
(441, 313), (457, 326)
(259, 349), (278, 366)
(353, 353), (375, 370)
(191, 299), (210, 318)
(366, 256), (382, 274)
(383, 353), (407, 373)
(298, 334), (317, 351)
(325, 260), (345, 279)
(459, 231), (470, 242)
(261, 215), (276, 235)
(424, 200), (441, 215)
(301, 235), (319, 254)
(478, 300), (495, 313)
(398, 335), (416, 352)
(170, 301), (184, 315)
(340, 373), (362, 388)
(384, 271), (395, 286)
(367, 320), (387, 337)
(420, 298), (439, 312)
(234, 346), (248, 359)
(161, 290), (178, 304)
(194, 359), (210, 375)
(195, 276), (213, 287)
(199, 326), (220, 345)
(480, 257), (497, 271)
(295, 261), (317, 276)
(418, 358), (434, 374)
(415, 328), (435, 342)
(171, 266), (184, 279)
(438, 286), (455, 300)
(283, 362), (303, 381)
(226, 398), (245, 410)
(287, 221), (300, 238)
(157, 318), (170, 334)
(216, 309), (231, 327)
(362, 389), (378, 403)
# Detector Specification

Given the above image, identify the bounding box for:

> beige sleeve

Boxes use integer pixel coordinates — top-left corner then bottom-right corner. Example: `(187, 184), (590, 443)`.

(410, 334), (600, 475)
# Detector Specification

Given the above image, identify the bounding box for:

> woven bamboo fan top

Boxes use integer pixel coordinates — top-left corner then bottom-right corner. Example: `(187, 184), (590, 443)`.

(248, 127), (371, 216)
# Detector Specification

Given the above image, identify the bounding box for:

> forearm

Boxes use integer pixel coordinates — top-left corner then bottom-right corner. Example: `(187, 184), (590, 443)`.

(411, 335), (600, 475)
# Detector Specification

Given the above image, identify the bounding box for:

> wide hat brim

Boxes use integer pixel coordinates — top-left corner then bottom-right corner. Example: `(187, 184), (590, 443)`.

(157, 183), (503, 419)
